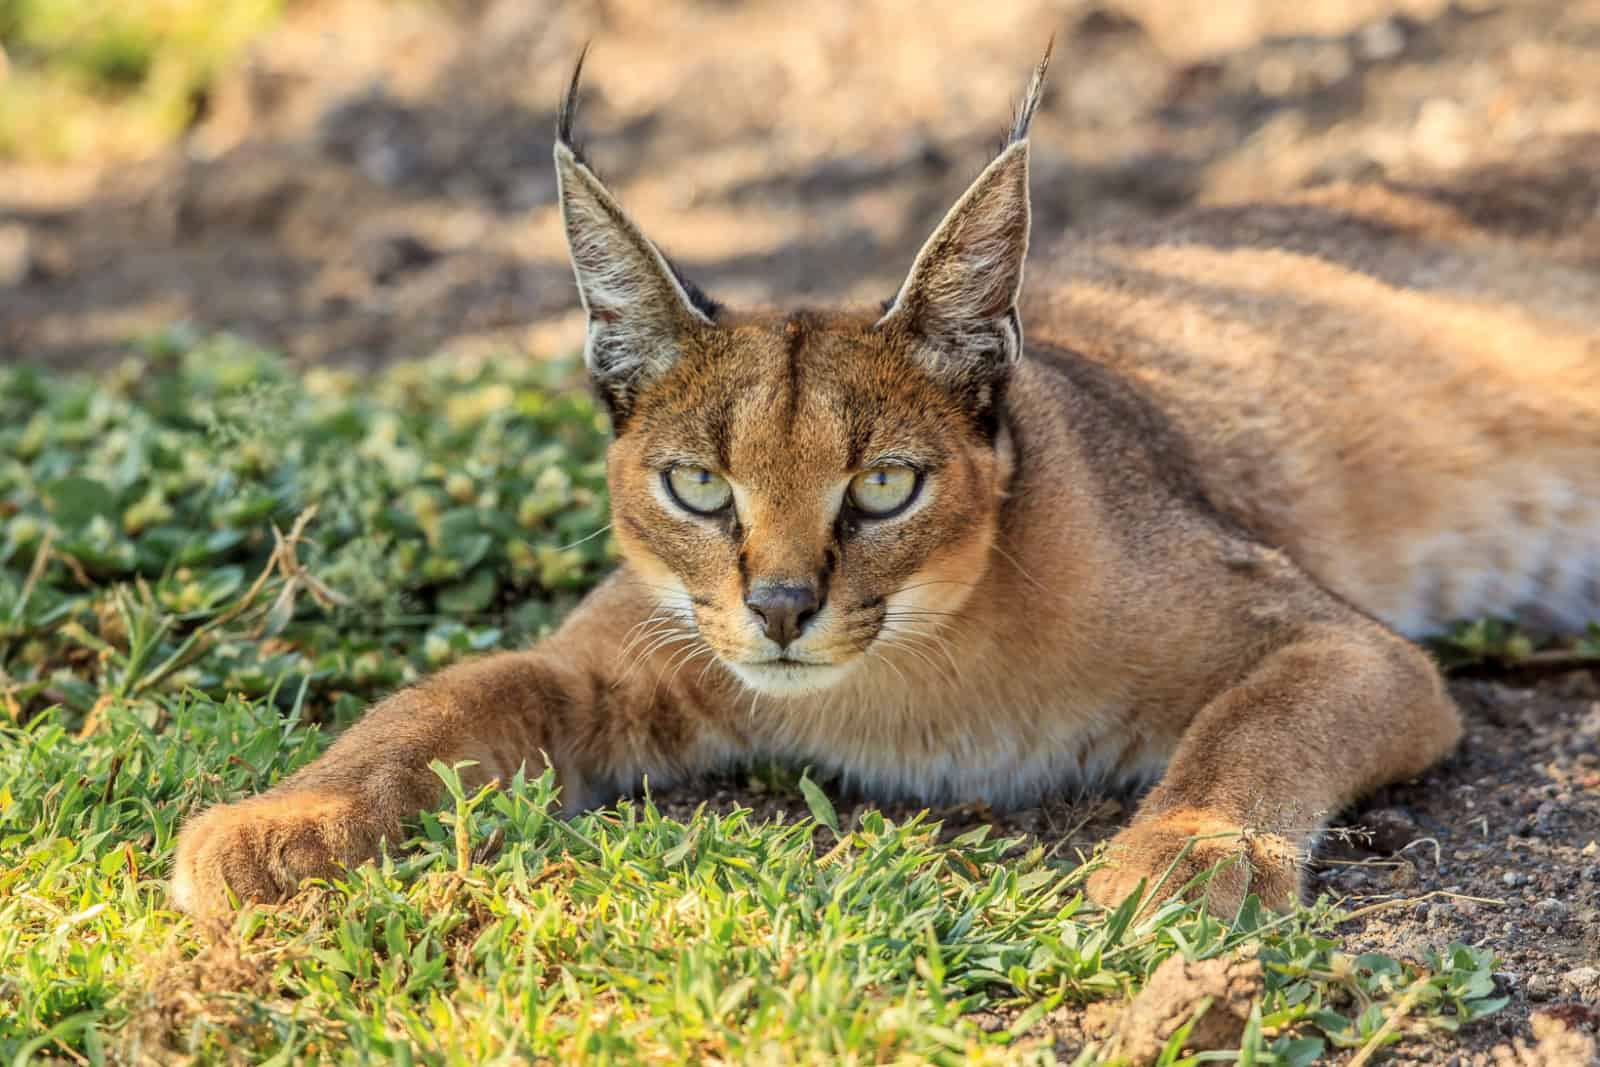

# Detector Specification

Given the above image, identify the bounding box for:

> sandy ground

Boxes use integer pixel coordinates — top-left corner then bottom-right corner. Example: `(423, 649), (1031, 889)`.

(2, 0), (1598, 1059)
(5, 0), (1600, 368)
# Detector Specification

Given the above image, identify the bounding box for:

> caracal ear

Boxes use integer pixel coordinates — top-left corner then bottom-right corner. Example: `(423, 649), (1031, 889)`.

(553, 48), (716, 424)
(879, 42), (1051, 387)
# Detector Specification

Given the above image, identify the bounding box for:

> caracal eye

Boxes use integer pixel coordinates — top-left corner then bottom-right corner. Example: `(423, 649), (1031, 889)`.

(848, 465), (920, 518)
(665, 466), (733, 515)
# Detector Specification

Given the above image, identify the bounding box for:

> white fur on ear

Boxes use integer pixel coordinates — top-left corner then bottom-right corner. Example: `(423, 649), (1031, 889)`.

(879, 140), (1031, 370)
(554, 143), (713, 398)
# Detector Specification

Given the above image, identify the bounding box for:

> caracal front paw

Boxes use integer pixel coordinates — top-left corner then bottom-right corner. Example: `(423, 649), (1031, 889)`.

(171, 792), (371, 918)
(1085, 810), (1302, 919)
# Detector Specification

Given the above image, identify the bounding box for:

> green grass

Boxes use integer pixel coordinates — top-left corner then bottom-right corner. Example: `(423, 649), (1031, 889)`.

(0, 334), (1511, 1063)
(0, 0), (283, 161)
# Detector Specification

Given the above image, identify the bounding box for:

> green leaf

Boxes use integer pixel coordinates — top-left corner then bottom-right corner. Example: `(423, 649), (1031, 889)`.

(1462, 995), (1510, 1019)
(44, 476), (116, 528)
(798, 772), (839, 834)
(661, 825), (699, 867)
(1272, 1036), (1325, 1067)
(436, 568), (498, 614)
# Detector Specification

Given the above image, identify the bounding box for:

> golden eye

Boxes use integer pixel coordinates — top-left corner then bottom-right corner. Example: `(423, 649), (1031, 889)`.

(847, 465), (920, 518)
(664, 466), (732, 515)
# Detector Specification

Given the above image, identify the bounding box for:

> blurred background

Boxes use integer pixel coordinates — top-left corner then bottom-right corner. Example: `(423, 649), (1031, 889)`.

(1, 0), (1596, 367)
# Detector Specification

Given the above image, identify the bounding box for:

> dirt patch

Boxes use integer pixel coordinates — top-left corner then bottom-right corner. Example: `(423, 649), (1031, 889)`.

(123, 934), (283, 1065)
(1095, 948), (1266, 1064)
(4, 0), (1600, 367)
(1318, 674), (1600, 1063)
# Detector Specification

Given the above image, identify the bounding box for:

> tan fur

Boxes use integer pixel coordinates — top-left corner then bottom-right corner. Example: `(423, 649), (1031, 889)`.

(172, 64), (1600, 920)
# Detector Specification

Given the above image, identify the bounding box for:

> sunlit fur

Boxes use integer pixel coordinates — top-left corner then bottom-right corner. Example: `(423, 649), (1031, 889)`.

(172, 54), (1599, 923)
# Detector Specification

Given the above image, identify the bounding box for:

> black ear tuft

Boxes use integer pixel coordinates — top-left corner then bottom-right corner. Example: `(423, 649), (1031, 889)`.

(556, 43), (592, 167)
(553, 49), (721, 428)
(662, 255), (722, 321)
(877, 47), (1051, 404)
(1005, 36), (1054, 149)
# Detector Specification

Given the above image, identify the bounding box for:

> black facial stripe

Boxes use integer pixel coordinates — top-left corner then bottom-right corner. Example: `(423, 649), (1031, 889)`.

(783, 313), (808, 432)
(816, 544), (836, 612)
(708, 405), (733, 473)
(834, 510), (861, 543)
(618, 510), (652, 545)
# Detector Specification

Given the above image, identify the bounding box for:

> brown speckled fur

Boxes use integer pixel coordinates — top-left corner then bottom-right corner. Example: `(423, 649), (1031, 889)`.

(172, 58), (1600, 920)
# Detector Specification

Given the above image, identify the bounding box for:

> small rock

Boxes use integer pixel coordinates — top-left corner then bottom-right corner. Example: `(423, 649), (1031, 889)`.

(1531, 801), (1562, 836)
(1504, 871), (1524, 888)
(1359, 807), (1420, 854)
(1357, 16), (1412, 62)
(1563, 966), (1600, 1001)
(1527, 973), (1558, 1001)
(1389, 860), (1420, 890)
(1533, 899), (1569, 927)
(966, 1010), (1006, 1033)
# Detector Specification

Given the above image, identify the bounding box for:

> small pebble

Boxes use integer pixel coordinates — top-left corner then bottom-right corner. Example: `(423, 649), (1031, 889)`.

(1360, 807), (1420, 854)
(1533, 898), (1569, 926)
(1563, 965), (1600, 1000)
(1526, 973), (1557, 1001)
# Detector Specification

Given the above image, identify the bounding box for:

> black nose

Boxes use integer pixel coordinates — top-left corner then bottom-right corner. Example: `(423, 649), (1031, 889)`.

(745, 583), (821, 647)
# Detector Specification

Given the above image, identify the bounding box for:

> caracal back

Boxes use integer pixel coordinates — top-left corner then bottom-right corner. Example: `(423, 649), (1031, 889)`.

(1028, 164), (1600, 638)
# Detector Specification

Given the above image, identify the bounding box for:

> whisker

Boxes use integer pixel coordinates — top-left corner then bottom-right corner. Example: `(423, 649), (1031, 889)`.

(615, 630), (698, 686)
(556, 523), (613, 551)
(652, 641), (714, 705)
(902, 620), (960, 671)
(992, 543), (1049, 593)
(916, 634), (966, 685)
(881, 623), (965, 687)
(880, 633), (951, 686)
(864, 647), (910, 689)
(617, 576), (698, 610)
(696, 650), (729, 688)
(618, 609), (677, 643)
(615, 615), (683, 661)
(907, 635), (963, 685)
(636, 629), (698, 663)
(893, 578), (980, 597)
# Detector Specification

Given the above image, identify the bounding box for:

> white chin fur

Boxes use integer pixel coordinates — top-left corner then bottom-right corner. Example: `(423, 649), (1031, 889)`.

(728, 660), (856, 696)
